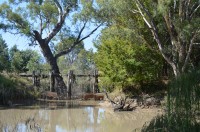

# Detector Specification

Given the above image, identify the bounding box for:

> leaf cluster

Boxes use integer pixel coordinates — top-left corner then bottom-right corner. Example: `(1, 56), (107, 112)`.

(94, 26), (162, 90)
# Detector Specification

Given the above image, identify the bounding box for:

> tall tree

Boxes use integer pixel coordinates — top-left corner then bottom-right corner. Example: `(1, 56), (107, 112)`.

(96, 0), (200, 77)
(0, 0), (102, 94)
(132, 0), (200, 76)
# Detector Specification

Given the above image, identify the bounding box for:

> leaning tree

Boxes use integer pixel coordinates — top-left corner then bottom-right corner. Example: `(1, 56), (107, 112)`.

(0, 0), (102, 94)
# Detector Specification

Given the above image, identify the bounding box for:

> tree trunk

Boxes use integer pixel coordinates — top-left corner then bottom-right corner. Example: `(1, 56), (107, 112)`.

(34, 32), (67, 95)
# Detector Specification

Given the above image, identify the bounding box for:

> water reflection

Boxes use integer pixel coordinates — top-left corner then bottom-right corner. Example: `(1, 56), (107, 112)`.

(0, 102), (159, 132)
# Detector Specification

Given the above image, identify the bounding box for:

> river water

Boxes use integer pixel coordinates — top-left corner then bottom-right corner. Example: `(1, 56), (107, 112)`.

(0, 101), (161, 132)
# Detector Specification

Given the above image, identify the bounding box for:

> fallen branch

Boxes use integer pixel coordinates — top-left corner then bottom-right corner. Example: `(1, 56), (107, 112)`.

(105, 92), (135, 111)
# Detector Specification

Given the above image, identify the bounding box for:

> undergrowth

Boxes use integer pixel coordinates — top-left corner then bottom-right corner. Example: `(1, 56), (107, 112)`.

(0, 73), (39, 105)
(141, 69), (200, 131)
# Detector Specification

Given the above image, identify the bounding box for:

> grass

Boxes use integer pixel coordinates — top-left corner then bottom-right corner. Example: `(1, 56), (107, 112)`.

(0, 72), (39, 105)
(141, 69), (200, 131)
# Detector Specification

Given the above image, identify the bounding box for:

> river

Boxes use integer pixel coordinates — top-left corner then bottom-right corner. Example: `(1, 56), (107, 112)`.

(0, 101), (161, 132)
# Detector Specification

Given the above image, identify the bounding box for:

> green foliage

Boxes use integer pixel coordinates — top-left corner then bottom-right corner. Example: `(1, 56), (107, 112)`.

(11, 51), (24, 73)
(26, 51), (42, 72)
(57, 47), (95, 74)
(168, 69), (200, 126)
(9, 45), (42, 73)
(9, 45), (19, 59)
(0, 35), (10, 71)
(27, 1), (58, 25)
(0, 73), (37, 105)
(141, 114), (200, 132)
(96, 0), (200, 76)
(95, 26), (162, 91)
(142, 68), (200, 131)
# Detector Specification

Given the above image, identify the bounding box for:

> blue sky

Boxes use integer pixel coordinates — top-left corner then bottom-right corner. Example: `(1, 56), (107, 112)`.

(0, 0), (101, 52)
(0, 28), (100, 52)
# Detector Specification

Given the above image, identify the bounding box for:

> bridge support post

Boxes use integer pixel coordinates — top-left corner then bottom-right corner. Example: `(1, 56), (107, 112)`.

(93, 70), (99, 93)
(67, 70), (73, 99)
(49, 71), (55, 92)
(32, 71), (36, 86)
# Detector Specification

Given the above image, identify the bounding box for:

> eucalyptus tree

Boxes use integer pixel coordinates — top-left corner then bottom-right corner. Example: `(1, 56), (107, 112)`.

(0, 0), (103, 94)
(133, 0), (200, 77)
(96, 0), (200, 77)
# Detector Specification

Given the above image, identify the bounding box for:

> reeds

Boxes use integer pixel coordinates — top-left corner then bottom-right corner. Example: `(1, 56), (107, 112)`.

(142, 68), (200, 131)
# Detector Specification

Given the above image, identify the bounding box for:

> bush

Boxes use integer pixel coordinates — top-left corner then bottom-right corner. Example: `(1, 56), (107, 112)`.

(0, 73), (37, 105)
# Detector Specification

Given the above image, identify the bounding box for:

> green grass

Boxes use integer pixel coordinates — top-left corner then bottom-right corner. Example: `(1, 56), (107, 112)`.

(142, 68), (200, 132)
(0, 73), (39, 105)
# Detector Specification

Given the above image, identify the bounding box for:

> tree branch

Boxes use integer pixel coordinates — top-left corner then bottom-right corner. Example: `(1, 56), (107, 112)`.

(182, 29), (199, 72)
(105, 92), (117, 105)
(45, 1), (71, 44)
(33, 30), (43, 44)
(55, 23), (103, 60)
(77, 23), (103, 43)
(39, 14), (43, 35)
(54, 0), (63, 16)
(135, 0), (175, 68)
(190, 4), (200, 18)
(76, 21), (87, 42)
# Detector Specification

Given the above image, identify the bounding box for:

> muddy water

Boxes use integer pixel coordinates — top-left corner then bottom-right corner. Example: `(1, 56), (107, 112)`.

(0, 102), (161, 132)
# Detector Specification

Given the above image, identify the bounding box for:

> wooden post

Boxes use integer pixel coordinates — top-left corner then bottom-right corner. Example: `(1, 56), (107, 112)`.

(36, 71), (40, 87)
(49, 71), (55, 92)
(94, 70), (99, 93)
(67, 70), (73, 99)
(32, 71), (36, 86)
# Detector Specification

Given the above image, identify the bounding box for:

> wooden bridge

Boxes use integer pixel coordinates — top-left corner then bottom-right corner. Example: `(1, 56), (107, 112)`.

(19, 70), (99, 99)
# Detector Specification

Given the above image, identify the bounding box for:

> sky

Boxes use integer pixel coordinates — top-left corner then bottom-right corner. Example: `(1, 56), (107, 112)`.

(0, 0), (102, 52)
(0, 27), (100, 52)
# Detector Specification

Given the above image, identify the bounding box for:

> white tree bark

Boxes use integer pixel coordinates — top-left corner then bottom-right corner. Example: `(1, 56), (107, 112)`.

(134, 0), (199, 77)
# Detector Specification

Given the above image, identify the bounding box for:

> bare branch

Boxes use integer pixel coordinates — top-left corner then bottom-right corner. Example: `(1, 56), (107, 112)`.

(105, 92), (117, 105)
(135, 1), (152, 29)
(76, 21), (87, 42)
(54, 0), (63, 16)
(135, 0), (175, 68)
(129, 9), (140, 14)
(39, 14), (43, 35)
(186, 0), (191, 18)
(190, 4), (200, 18)
(55, 23), (103, 59)
(45, 1), (72, 44)
(77, 23), (103, 43)
(182, 29), (199, 72)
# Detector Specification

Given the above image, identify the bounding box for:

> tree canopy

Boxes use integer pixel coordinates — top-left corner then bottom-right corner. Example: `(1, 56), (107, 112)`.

(95, 0), (200, 77)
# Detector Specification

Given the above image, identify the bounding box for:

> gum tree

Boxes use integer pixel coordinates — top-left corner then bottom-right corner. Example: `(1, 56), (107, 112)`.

(0, 0), (102, 94)
(96, 0), (200, 77)
(133, 0), (200, 77)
